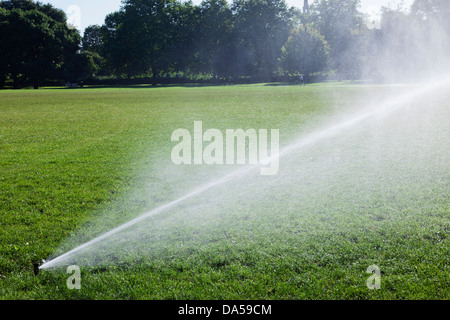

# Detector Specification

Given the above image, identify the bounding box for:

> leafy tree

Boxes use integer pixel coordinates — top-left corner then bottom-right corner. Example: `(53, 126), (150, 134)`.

(191, 0), (234, 78)
(168, 1), (200, 76)
(82, 25), (103, 54)
(101, 11), (127, 77)
(81, 25), (110, 76)
(64, 51), (101, 83)
(102, 0), (187, 83)
(279, 24), (329, 77)
(231, 0), (293, 81)
(0, 0), (80, 88)
(309, 0), (368, 79)
(0, 7), (9, 88)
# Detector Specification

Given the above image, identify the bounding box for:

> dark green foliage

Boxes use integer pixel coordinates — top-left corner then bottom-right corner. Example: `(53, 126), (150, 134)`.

(279, 24), (329, 77)
(0, 0), (81, 88)
(2, 0), (450, 85)
(82, 25), (103, 55)
(64, 51), (102, 82)
(231, 0), (293, 81)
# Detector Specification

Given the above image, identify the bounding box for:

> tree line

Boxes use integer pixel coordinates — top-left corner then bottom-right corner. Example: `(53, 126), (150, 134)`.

(1, 0), (449, 88)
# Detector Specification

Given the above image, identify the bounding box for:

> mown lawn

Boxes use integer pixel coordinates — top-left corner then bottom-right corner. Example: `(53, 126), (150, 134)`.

(0, 83), (448, 299)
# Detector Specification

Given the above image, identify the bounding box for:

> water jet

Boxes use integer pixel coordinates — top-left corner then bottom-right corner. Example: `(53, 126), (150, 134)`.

(40, 74), (450, 270)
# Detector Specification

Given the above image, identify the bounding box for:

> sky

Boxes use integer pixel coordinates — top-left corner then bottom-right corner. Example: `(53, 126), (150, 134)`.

(45, 0), (415, 33)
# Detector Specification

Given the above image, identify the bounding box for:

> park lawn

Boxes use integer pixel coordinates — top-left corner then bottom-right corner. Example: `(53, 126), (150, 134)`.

(0, 83), (448, 300)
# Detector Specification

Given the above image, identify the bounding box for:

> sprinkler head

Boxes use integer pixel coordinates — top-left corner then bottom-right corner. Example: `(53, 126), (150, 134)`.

(33, 262), (40, 276)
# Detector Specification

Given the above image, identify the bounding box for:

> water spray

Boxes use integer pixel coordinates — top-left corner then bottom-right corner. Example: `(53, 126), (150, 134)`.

(40, 74), (450, 270)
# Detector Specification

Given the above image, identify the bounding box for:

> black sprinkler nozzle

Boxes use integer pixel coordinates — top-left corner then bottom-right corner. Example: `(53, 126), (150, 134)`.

(33, 262), (40, 276)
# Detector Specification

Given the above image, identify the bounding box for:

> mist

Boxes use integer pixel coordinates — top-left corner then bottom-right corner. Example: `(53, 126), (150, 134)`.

(363, 0), (450, 81)
(39, 0), (450, 271)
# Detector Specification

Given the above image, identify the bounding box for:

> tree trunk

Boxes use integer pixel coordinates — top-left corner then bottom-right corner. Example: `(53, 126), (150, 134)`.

(151, 67), (158, 87)
(0, 72), (5, 89)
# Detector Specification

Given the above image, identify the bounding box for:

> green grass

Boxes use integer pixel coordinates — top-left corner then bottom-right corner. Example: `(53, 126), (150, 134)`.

(0, 84), (448, 300)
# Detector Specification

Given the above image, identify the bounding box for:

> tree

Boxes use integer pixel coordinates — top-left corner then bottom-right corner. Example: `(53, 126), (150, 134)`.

(309, 0), (368, 79)
(0, 0), (81, 88)
(101, 11), (127, 77)
(190, 0), (235, 78)
(167, 1), (201, 76)
(82, 25), (103, 54)
(81, 25), (110, 76)
(375, 7), (419, 80)
(279, 24), (329, 78)
(232, 0), (293, 81)
(0, 7), (9, 88)
(64, 51), (101, 83)
(102, 0), (187, 83)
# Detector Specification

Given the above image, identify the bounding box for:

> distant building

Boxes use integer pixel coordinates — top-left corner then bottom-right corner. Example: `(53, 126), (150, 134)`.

(303, 0), (309, 13)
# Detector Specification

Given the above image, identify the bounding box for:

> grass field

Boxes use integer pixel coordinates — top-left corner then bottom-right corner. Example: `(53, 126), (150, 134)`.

(0, 83), (448, 299)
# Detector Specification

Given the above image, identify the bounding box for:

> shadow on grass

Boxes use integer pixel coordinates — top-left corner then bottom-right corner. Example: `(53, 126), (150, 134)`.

(1, 81), (346, 90)
(70, 82), (307, 90)
(46, 83), (243, 90)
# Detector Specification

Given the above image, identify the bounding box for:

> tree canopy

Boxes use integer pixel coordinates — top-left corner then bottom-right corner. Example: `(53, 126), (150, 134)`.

(279, 24), (329, 78)
(0, 0), (81, 88)
(1, 0), (450, 88)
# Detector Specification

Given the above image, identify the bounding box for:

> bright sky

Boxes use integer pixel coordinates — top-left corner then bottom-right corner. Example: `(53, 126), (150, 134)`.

(45, 0), (415, 33)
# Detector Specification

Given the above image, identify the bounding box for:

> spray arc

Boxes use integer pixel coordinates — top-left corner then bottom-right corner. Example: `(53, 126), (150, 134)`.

(40, 75), (450, 270)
